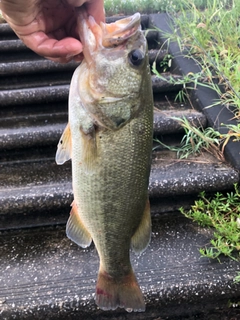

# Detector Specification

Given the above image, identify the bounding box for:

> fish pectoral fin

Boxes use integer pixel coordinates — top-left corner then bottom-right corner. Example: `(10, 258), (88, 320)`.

(66, 201), (92, 248)
(131, 198), (151, 254)
(81, 126), (98, 172)
(55, 123), (72, 165)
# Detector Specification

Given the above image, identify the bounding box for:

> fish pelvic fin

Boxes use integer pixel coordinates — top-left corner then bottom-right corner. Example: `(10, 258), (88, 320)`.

(66, 201), (92, 248)
(131, 198), (151, 254)
(55, 123), (72, 165)
(96, 267), (145, 312)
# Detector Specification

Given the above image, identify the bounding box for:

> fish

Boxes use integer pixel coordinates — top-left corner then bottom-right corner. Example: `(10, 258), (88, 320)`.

(56, 8), (153, 312)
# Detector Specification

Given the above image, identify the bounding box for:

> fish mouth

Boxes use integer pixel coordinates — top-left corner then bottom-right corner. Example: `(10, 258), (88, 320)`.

(101, 13), (141, 47)
(77, 9), (141, 62)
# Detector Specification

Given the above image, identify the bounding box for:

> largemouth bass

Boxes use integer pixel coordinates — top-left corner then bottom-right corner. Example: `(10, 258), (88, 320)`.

(56, 9), (153, 312)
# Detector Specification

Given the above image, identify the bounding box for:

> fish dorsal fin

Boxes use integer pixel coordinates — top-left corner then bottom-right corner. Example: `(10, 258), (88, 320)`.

(131, 198), (151, 254)
(55, 123), (72, 165)
(66, 201), (92, 248)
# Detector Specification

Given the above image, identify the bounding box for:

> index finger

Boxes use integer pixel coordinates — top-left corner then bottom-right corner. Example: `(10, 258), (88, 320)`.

(22, 31), (83, 59)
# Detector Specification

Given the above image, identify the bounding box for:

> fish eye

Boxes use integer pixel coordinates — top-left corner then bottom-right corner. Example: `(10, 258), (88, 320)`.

(128, 49), (144, 67)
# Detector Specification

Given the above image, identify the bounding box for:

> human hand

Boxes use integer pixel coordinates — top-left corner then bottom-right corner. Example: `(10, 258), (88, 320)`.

(0, 0), (105, 62)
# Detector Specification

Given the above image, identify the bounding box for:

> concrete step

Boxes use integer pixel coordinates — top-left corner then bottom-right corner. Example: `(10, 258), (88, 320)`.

(0, 150), (238, 229)
(0, 74), (185, 103)
(0, 212), (239, 320)
(0, 108), (206, 150)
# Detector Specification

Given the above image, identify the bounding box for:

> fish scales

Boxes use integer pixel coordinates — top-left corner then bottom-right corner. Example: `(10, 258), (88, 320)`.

(74, 105), (152, 270)
(56, 9), (153, 312)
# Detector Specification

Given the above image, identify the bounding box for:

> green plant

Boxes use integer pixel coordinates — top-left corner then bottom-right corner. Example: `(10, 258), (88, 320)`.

(152, 0), (240, 158)
(180, 184), (240, 261)
(104, 0), (183, 15)
(152, 56), (222, 104)
(152, 62), (205, 103)
(168, 0), (240, 112)
(159, 54), (172, 73)
(220, 123), (240, 153)
(154, 117), (224, 160)
(104, 0), (213, 16)
(234, 272), (240, 284)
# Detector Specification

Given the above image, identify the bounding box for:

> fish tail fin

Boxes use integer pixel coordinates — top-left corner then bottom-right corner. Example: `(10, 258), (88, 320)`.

(95, 267), (145, 312)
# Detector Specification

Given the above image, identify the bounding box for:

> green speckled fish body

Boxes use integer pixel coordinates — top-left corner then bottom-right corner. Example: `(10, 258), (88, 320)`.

(56, 10), (153, 312)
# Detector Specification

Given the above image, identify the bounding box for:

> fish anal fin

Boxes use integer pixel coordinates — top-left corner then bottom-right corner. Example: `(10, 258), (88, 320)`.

(131, 198), (151, 254)
(66, 201), (92, 248)
(96, 266), (145, 312)
(80, 126), (98, 172)
(56, 123), (72, 165)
